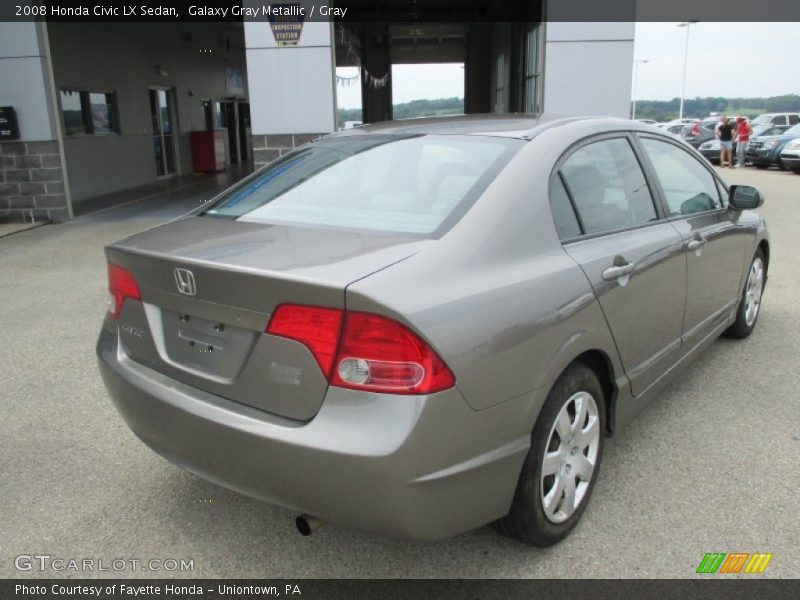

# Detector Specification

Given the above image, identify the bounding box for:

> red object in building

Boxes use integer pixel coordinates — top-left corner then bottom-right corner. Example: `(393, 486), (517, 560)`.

(190, 130), (226, 172)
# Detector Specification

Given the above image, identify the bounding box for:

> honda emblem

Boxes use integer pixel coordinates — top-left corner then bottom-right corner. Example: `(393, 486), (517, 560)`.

(174, 268), (197, 296)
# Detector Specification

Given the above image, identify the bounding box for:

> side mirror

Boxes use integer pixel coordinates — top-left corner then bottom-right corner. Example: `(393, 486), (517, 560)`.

(729, 185), (764, 211)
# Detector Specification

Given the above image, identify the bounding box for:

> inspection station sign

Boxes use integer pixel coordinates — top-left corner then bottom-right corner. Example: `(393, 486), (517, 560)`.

(267, 3), (305, 46)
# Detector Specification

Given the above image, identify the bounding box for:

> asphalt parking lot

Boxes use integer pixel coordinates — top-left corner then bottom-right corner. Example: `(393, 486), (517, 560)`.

(1, 167), (798, 579)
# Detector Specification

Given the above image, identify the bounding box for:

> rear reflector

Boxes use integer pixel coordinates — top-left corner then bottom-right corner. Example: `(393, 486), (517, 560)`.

(266, 305), (455, 395)
(107, 263), (141, 319)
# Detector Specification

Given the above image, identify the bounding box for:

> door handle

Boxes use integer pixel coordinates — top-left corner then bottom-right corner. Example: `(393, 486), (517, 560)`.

(687, 237), (707, 251)
(602, 262), (635, 281)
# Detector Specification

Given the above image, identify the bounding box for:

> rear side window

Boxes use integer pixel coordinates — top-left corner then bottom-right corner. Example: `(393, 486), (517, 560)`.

(205, 134), (521, 235)
(789, 115), (800, 125)
(559, 138), (657, 235)
(639, 138), (721, 216)
(549, 175), (581, 240)
(773, 115), (787, 125)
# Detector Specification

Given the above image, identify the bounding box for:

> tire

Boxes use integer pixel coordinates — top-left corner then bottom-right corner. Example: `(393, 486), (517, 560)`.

(755, 164), (768, 170)
(495, 363), (605, 546)
(724, 249), (766, 339)
(792, 168), (800, 175)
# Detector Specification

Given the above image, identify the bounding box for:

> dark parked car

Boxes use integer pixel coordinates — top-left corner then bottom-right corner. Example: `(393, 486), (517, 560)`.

(698, 125), (789, 164)
(97, 115), (769, 547)
(746, 123), (800, 169)
(683, 117), (725, 148)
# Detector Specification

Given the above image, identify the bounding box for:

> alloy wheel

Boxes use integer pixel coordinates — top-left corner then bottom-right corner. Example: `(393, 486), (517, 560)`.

(540, 391), (600, 523)
(745, 257), (764, 327)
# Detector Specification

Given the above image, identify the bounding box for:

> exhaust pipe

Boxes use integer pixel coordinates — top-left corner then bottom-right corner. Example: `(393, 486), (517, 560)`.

(295, 514), (325, 536)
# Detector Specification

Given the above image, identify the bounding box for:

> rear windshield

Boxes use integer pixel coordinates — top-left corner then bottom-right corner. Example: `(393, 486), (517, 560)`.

(204, 134), (522, 235)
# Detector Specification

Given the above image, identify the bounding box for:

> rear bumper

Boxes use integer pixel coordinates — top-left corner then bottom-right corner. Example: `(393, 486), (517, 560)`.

(97, 327), (532, 540)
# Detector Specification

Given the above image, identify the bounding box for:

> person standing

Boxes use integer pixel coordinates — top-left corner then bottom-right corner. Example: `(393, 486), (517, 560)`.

(716, 116), (735, 167)
(735, 116), (751, 168)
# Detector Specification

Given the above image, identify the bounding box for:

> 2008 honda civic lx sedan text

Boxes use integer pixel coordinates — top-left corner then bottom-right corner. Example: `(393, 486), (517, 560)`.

(97, 115), (769, 546)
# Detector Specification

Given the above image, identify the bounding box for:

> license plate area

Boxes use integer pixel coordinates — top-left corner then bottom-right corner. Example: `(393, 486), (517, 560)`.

(161, 309), (257, 379)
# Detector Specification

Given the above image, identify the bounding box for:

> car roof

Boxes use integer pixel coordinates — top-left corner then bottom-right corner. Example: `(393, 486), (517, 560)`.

(326, 114), (649, 140)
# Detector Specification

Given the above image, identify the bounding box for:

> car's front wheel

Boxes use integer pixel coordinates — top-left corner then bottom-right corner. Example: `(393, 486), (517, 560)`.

(725, 248), (765, 339)
(495, 363), (605, 546)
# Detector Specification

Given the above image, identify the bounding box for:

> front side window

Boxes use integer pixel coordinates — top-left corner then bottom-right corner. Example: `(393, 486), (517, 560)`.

(60, 89), (119, 135)
(772, 115), (787, 125)
(559, 138), (657, 235)
(205, 135), (522, 236)
(640, 138), (722, 216)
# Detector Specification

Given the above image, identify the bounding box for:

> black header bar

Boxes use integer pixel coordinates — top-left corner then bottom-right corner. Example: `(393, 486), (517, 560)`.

(2, 0), (800, 23)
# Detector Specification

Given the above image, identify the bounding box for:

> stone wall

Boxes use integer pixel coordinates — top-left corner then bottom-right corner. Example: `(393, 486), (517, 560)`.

(251, 134), (325, 167)
(0, 140), (70, 223)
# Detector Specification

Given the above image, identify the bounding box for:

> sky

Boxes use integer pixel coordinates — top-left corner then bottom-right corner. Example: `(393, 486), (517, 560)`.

(633, 22), (799, 100)
(335, 22), (798, 110)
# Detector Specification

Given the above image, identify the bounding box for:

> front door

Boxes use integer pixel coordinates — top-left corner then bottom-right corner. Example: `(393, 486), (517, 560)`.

(149, 88), (177, 177)
(555, 136), (686, 396)
(637, 136), (745, 344)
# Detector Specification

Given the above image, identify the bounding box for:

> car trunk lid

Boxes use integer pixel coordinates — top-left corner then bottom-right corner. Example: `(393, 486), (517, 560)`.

(106, 216), (426, 420)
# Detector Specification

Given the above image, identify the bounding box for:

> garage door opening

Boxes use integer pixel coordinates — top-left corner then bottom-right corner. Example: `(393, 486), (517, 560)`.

(336, 66), (363, 130)
(391, 63), (465, 119)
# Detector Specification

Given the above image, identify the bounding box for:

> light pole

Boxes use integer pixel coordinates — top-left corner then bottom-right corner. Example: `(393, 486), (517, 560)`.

(632, 59), (649, 120)
(677, 21), (697, 120)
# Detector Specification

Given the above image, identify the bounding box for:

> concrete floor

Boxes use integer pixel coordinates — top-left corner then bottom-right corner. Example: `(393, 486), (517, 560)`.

(0, 167), (798, 579)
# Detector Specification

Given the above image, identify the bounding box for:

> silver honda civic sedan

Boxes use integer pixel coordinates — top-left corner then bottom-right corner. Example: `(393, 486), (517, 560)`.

(97, 115), (769, 546)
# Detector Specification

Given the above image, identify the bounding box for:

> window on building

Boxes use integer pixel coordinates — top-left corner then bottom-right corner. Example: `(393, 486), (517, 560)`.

(494, 54), (506, 113)
(60, 89), (119, 135)
(523, 24), (542, 114)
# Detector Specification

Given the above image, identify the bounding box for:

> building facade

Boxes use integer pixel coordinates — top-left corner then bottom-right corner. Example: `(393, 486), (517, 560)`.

(0, 4), (634, 223)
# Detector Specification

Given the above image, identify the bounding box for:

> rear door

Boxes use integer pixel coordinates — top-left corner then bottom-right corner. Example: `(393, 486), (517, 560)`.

(553, 134), (686, 396)
(636, 136), (745, 344)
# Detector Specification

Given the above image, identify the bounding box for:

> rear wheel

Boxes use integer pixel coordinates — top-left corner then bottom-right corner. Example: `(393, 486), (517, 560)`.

(791, 168), (800, 175)
(495, 363), (605, 546)
(725, 249), (765, 339)
(755, 164), (768, 170)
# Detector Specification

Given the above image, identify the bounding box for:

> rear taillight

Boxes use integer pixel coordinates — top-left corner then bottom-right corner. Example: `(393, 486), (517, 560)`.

(267, 304), (343, 377)
(331, 311), (455, 394)
(691, 122), (700, 135)
(107, 263), (141, 319)
(266, 304), (455, 395)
